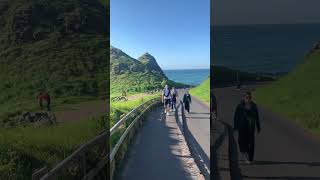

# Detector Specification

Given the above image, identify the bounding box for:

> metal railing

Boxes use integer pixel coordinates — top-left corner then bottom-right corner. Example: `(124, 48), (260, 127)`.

(33, 97), (160, 180)
(109, 98), (160, 178)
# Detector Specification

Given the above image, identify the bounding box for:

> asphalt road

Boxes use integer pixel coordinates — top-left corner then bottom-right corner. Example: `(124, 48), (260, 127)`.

(215, 85), (320, 180)
(178, 90), (211, 178)
(117, 101), (202, 180)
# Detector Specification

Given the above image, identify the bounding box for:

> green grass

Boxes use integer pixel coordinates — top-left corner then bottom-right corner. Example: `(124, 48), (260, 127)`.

(110, 93), (160, 127)
(0, 115), (107, 179)
(110, 73), (186, 94)
(0, 0), (108, 127)
(255, 50), (320, 134)
(0, 0), (109, 178)
(110, 93), (160, 149)
(190, 77), (210, 104)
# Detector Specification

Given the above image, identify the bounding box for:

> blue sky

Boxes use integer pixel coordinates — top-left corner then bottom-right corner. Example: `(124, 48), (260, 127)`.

(111, 0), (210, 70)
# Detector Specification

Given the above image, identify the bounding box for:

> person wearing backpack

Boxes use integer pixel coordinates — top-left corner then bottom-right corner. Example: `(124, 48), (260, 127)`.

(171, 87), (178, 111)
(234, 91), (261, 164)
(162, 85), (171, 115)
(183, 90), (192, 113)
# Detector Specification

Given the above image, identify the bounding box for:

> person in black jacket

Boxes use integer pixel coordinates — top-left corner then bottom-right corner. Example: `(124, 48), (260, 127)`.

(183, 91), (192, 113)
(234, 91), (261, 163)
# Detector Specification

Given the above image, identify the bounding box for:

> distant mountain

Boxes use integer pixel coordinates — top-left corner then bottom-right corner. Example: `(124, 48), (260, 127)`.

(110, 46), (185, 94)
(138, 53), (166, 77)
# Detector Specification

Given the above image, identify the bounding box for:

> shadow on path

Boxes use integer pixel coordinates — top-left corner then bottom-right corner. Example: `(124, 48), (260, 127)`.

(220, 120), (243, 180)
(210, 121), (228, 180)
(180, 101), (210, 179)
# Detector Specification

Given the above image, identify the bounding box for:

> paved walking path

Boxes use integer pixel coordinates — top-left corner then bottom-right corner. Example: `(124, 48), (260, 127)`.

(117, 102), (203, 180)
(179, 91), (211, 178)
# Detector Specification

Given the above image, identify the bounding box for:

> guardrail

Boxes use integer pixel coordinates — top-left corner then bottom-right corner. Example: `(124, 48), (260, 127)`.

(109, 98), (160, 179)
(33, 97), (160, 180)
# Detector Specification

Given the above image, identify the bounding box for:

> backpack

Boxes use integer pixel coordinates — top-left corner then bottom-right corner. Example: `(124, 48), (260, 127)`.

(164, 88), (170, 97)
(172, 89), (177, 98)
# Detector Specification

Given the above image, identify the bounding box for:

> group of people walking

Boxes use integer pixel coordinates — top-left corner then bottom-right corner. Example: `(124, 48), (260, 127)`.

(162, 84), (192, 115)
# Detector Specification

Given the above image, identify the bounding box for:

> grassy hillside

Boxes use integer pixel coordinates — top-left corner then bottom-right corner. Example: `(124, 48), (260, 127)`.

(110, 46), (186, 94)
(0, 116), (106, 179)
(0, 0), (108, 127)
(255, 49), (320, 134)
(0, 0), (108, 178)
(190, 77), (210, 104)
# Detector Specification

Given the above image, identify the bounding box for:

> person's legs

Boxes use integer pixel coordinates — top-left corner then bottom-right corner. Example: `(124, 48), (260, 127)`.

(248, 132), (255, 162)
(165, 99), (170, 115)
(172, 98), (176, 110)
(171, 98), (174, 110)
(164, 99), (168, 113)
(238, 129), (249, 153)
(185, 103), (189, 113)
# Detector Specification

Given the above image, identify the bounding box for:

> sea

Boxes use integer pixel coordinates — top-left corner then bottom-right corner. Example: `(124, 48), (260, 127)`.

(212, 23), (320, 73)
(164, 69), (209, 86)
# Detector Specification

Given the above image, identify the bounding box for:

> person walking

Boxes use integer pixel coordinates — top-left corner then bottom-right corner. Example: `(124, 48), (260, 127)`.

(234, 91), (261, 163)
(211, 89), (217, 120)
(171, 87), (178, 111)
(183, 90), (192, 113)
(162, 85), (171, 115)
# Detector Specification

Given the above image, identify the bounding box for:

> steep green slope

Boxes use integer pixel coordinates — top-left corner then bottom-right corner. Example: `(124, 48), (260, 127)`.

(0, 0), (108, 125)
(110, 46), (185, 94)
(190, 77), (210, 104)
(0, 0), (108, 178)
(255, 49), (320, 133)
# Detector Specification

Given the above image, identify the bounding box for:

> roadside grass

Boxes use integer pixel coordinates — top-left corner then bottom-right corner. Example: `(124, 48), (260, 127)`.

(0, 115), (107, 179)
(110, 93), (160, 148)
(255, 50), (320, 134)
(190, 77), (210, 104)
(110, 93), (160, 127)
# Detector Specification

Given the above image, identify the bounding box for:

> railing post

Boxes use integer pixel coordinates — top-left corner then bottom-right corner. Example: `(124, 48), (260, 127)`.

(32, 167), (48, 180)
(81, 152), (86, 178)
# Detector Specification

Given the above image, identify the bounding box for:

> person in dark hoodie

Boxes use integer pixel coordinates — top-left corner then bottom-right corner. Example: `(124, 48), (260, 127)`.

(234, 91), (261, 163)
(183, 90), (192, 113)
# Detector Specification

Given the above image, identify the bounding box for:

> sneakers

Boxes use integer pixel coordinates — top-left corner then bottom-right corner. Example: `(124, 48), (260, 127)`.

(166, 112), (169, 116)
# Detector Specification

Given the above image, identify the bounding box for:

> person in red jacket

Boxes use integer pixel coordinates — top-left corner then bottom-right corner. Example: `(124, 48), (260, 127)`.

(38, 92), (51, 111)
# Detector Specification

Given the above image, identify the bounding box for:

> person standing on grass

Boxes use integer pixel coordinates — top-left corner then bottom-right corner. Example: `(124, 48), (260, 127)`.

(183, 90), (192, 113)
(234, 91), (261, 164)
(162, 85), (171, 115)
(171, 87), (178, 111)
(38, 91), (51, 111)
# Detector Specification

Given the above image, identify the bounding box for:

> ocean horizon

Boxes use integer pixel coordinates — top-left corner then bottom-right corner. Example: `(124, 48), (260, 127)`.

(212, 23), (320, 73)
(164, 69), (209, 86)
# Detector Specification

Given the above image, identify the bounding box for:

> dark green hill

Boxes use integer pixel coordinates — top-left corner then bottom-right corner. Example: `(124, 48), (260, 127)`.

(255, 47), (320, 133)
(0, 0), (108, 125)
(110, 46), (185, 94)
(138, 52), (166, 77)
